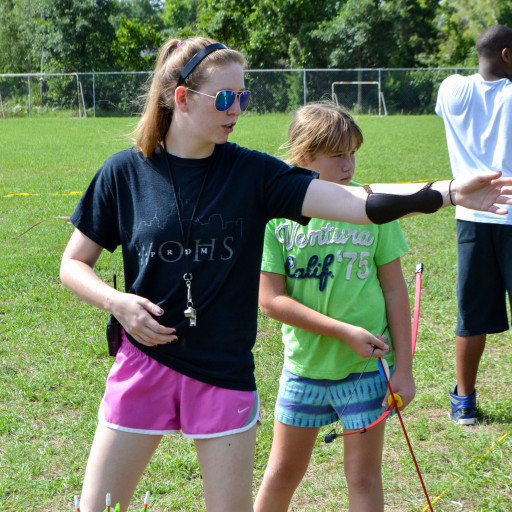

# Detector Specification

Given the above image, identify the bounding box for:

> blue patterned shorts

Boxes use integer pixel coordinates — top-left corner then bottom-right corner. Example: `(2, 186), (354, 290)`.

(275, 366), (393, 429)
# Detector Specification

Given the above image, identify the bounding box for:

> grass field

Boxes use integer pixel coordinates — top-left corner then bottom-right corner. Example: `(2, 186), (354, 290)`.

(1, 114), (511, 512)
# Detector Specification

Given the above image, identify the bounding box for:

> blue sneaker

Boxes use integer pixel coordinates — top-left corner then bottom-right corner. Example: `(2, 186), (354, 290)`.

(449, 386), (476, 425)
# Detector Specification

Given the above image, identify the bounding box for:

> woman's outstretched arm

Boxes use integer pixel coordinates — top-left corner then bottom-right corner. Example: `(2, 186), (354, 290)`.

(302, 172), (512, 225)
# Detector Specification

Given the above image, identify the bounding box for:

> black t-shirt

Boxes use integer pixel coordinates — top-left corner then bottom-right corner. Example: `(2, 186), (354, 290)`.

(71, 142), (317, 390)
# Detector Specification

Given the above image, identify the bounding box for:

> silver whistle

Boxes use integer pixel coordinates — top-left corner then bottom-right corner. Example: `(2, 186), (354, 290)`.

(184, 306), (197, 327)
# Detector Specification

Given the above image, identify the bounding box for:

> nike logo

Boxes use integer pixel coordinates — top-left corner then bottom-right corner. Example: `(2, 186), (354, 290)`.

(238, 407), (250, 414)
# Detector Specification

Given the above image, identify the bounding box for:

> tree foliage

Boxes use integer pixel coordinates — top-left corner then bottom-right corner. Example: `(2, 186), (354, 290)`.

(312, 0), (438, 69)
(194, 0), (337, 68)
(0, 0), (118, 72)
(115, 0), (164, 28)
(162, 0), (199, 37)
(437, 0), (512, 66)
(0, 0), (510, 73)
(0, 0), (30, 72)
(112, 17), (164, 71)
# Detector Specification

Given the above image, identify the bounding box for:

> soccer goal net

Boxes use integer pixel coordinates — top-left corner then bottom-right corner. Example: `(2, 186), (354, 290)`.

(331, 81), (387, 116)
(0, 73), (86, 118)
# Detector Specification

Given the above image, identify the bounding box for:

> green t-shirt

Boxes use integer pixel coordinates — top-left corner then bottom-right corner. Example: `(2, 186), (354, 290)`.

(261, 208), (409, 380)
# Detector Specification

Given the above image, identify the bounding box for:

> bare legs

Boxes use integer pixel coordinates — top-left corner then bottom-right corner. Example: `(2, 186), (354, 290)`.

(195, 425), (257, 512)
(455, 334), (486, 396)
(254, 423), (320, 512)
(79, 424), (257, 512)
(254, 419), (386, 512)
(80, 426), (162, 512)
(344, 422), (385, 511)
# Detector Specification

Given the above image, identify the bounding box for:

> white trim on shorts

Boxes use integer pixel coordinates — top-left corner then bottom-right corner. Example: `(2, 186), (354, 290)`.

(183, 392), (261, 440)
(98, 401), (180, 436)
(98, 391), (261, 439)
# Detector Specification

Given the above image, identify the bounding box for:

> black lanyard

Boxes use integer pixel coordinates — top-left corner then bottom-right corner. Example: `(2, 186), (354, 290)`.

(163, 141), (211, 326)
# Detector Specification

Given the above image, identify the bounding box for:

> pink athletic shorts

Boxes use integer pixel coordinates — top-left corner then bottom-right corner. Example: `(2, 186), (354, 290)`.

(99, 332), (260, 438)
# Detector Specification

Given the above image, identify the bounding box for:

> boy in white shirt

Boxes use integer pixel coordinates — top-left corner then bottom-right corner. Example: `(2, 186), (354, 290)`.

(436, 24), (512, 425)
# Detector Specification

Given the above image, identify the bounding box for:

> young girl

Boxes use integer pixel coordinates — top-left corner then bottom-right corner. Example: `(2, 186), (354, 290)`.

(255, 103), (414, 512)
(59, 37), (512, 512)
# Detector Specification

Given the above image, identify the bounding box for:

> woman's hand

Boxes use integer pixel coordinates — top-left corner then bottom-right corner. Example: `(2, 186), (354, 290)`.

(110, 292), (177, 347)
(60, 229), (177, 347)
(448, 172), (512, 214)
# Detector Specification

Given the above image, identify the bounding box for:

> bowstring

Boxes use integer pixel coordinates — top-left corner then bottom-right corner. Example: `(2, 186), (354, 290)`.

(323, 265), (420, 442)
(324, 345), (377, 441)
(323, 264), (433, 508)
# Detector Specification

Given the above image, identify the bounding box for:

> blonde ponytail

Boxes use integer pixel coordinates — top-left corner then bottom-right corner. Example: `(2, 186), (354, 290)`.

(134, 37), (246, 157)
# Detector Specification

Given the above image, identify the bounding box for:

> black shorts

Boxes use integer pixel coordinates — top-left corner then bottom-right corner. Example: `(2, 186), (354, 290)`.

(456, 220), (512, 336)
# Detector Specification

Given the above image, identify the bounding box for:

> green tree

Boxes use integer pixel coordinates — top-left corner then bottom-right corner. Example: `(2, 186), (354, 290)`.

(0, 0), (30, 72)
(45, 0), (117, 71)
(161, 0), (199, 37)
(313, 0), (438, 69)
(114, 0), (164, 29)
(194, 0), (336, 68)
(437, 0), (512, 66)
(313, 0), (394, 68)
(9, 0), (118, 73)
(112, 17), (164, 71)
(389, 0), (439, 67)
(194, 0), (252, 58)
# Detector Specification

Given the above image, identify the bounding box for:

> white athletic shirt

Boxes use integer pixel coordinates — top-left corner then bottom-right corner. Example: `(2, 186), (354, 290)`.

(436, 73), (512, 224)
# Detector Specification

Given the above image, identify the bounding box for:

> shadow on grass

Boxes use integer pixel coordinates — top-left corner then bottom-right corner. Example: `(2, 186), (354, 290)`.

(476, 403), (512, 425)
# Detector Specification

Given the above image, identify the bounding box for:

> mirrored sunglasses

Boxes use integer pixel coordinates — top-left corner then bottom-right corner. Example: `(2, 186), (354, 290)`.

(186, 88), (251, 111)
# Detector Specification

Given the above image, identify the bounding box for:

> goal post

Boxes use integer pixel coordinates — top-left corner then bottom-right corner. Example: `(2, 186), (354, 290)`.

(331, 81), (387, 116)
(0, 72), (86, 118)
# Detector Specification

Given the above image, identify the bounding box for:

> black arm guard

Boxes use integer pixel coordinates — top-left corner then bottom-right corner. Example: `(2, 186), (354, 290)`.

(365, 182), (443, 224)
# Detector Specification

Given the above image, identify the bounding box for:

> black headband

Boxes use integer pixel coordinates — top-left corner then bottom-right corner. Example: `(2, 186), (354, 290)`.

(176, 43), (228, 86)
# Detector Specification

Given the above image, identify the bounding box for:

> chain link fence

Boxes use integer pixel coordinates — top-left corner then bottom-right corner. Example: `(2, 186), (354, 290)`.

(0, 67), (477, 118)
